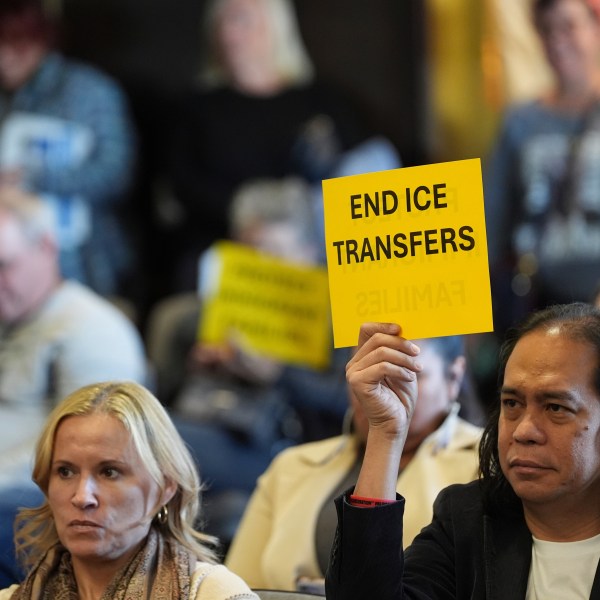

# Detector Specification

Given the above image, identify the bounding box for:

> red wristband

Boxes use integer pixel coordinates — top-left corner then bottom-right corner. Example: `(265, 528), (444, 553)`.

(349, 494), (396, 508)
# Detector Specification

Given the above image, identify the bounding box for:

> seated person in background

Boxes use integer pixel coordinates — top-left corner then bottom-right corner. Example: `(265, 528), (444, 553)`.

(326, 302), (600, 600)
(0, 186), (147, 586)
(145, 177), (349, 547)
(0, 187), (146, 418)
(485, 0), (600, 332)
(225, 335), (483, 592)
(148, 176), (349, 439)
(0, 0), (138, 296)
(166, 0), (372, 290)
(0, 380), (257, 600)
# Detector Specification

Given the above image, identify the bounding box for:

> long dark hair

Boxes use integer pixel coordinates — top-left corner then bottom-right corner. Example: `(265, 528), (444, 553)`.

(478, 302), (600, 513)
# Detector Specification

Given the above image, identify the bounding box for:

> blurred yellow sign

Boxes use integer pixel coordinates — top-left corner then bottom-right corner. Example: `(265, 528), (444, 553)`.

(322, 158), (493, 347)
(198, 241), (331, 369)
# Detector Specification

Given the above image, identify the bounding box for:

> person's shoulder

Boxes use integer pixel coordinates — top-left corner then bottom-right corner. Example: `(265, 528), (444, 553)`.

(0, 584), (20, 599)
(433, 480), (483, 517)
(423, 410), (481, 455)
(271, 434), (351, 468)
(452, 417), (484, 448)
(499, 98), (565, 135)
(502, 98), (544, 119)
(58, 54), (123, 89)
(48, 281), (139, 336)
(190, 562), (258, 599)
(52, 280), (122, 313)
(43, 53), (127, 107)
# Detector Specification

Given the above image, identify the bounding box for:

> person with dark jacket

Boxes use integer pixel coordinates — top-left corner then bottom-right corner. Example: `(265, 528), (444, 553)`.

(326, 302), (600, 599)
(166, 0), (371, 290)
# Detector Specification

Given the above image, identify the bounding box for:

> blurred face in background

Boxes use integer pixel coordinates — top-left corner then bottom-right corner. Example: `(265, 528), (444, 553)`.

(0, 7), (50, 92)
(351, 339), (466, 449)
(0, 209), (56, 323)
(213, 0), (277, 87)
(0, 37), (45, 91)
(236, 220), (317, 265)
(535, 0), (600, 88)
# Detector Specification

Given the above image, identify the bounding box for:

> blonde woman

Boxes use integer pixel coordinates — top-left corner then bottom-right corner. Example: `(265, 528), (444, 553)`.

(168, 0), (368, 290)
(0, 381), (257, 600)
(199, 0), (314, 90)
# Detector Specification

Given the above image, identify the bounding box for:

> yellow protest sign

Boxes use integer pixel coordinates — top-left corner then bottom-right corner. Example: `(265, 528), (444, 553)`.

(198, 241), (331, 369)
(322, 158), (493, 347)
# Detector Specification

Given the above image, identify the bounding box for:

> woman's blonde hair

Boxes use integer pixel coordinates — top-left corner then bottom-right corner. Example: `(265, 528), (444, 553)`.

(14, 381), (217, 570)
(199, 0), (314, 88)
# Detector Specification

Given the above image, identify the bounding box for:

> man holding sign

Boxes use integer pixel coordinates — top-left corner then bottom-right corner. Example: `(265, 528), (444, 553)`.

(327, 303), (600, 600)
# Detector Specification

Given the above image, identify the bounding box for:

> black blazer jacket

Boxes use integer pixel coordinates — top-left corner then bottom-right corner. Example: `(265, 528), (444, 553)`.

(325, 480), (600, 600)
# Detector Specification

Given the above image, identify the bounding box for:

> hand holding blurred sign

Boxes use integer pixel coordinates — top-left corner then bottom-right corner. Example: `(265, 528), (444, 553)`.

(197, 241), (331, 370)
(322, 158), (493, 347)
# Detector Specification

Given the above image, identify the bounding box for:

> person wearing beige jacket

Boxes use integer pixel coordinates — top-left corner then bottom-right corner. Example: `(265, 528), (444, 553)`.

(225, 335), (483, 593)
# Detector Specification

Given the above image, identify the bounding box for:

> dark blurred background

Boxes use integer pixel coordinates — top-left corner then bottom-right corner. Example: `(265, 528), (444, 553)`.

(57, 0), (429, 168)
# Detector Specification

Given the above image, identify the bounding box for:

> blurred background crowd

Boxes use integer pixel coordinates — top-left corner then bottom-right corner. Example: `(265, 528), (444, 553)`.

(0, 0), (555, 317)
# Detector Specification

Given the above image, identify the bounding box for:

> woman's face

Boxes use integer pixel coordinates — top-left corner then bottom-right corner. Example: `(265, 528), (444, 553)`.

(213, 0), (275, 80)
(48, 414), (174, 571)
(536, 0), (600, 85)
(351, 340), (463, 446)
(236, 221), (317, 264)
(0, 37), (45, 91)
